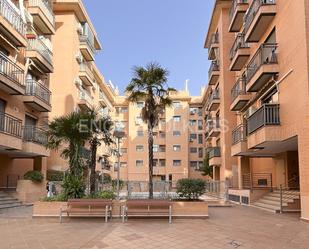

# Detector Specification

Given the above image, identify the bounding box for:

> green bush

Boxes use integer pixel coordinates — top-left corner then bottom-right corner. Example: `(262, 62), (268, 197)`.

(41, 193), (67, 202)
(46, 170), (64, 182)
(24, 171), (44, 182)
(85, 190), (115, 200)
(176, 178), (206, 200)
(62, 174), (85, 199)
(111, 179), (124, 190)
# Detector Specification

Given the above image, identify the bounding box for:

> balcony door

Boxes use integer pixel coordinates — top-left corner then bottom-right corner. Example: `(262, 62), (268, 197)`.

(24, 115), (37, 141)
(0, 99), (6, 132)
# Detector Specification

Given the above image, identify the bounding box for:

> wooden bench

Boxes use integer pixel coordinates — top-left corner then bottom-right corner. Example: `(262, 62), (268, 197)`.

(122, 199), (172, 223)
(60, 199), (112, 223)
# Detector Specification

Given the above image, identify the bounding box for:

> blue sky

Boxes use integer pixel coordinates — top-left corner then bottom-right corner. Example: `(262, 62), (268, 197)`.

(83, 0), (215, 96)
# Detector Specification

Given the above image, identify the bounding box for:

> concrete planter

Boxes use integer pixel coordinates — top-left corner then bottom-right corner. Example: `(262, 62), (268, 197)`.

(33, 200), (209, 218)
(15, 180), (46, 204)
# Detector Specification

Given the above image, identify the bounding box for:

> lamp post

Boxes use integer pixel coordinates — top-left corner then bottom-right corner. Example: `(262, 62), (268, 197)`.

(113, 129), (125, 200)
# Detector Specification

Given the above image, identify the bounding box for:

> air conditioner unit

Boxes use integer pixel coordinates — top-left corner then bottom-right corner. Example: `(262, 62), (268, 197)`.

(75, 78), (82, 87)
(77, 23), (83, 35)
(75, 53), (83, 63)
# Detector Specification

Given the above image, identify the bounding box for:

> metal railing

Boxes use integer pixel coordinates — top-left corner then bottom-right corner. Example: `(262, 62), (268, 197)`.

(0, 52), (25, 87)
(232, 124), (247, 145)
(244, 0), (276, 35)
(0, 0), (26, 35)
(245, 43), (277, 84)
(25, 79), (51, 105)
(230, 32), (249, 60)
(79, 34), (96, 54)
(242, 173), (273, 190)
(0, 112), (22, 138)
(28, 0), (54, 25)
(80, 62), (94, 80)
(79, 89), (93, 104)
(229, 0), (248, 21)
(209, 32), (219, 47)
(247, 103), (280, 134)
(231, 76), (247, 102)
(205, 181), (228, 200)
(208, 147), (221, 159)
(209, 89), (220, 102)
(23, 125), (47, 145)
(208, 60), (220, 78)
(27, 38), (53, 65)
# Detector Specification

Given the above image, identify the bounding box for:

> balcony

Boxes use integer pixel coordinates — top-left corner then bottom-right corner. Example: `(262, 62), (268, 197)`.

(245, 43), (278, 92)
(230, 77), (250, 111)
(0, 52), (25, 95)
(0, 0), (27, 47)
(22, 125), (49, 157)
(0, 112), (22, 151)
(24, 79), (51, 112)
(28, 0), (55, 35)
(208, 89), (220, 111)
(231, 124), (248, 156)
(229, 33), (250, 71)
(244, 0), (276, 42)
(78, 89), (93, 111)
(206, 119), (220, 138)
(208, 147), (221, 166)
(26, 37), (53, 73)
(208, 33), (219, 60)
(79, 62), (95, 86)
(208, 61), (220, 85)
(79, 34), (96, 61)
(247, 104), (280, 149)
(229, 0), (249, 32)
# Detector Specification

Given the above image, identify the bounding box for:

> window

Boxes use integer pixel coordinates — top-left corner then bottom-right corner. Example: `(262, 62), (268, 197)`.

(190, 107), (197, 115)
(115, 121), (126, 130)
(198, 107), (203, 117)
(198, 120), (203, 130)
(173, 145), (181, 151)
(135, 116), (143, 125)
(190, 161), (198, 168)
(136, 160), (143, 167)
(121, 148), (127, 154)
(120, 162), (127, 167)
(198, 161), (203, 169)
(116, 107), (127, 114)
(198, 134), (203, 144)
(153, 144), (159, 152)
(173, 116), (181, 122)
(173, 160), (181, 166)
(159, 159), (166, 167)
(190, 147), (197, 153)
(173, 101), (181, 108)
(173, 131), (181, 137)
(160, 118), (166, 124)
(153, 159), (158, 167)
(198, 148), (203, 158)
(137, 130), (144, 137)
(136, 145), (144, 152)
(189, 120), (197, 126)
(262, 88), (278, 104)
(190, 134), (197, 140)
(159, 145), (166, 152)
(137, 102), (144, 108)
(159, 131), (166, 138)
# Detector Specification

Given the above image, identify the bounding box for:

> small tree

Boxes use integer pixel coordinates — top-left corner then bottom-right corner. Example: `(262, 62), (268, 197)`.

(200, 152), (213, 178)
(176, 179), (206, 200)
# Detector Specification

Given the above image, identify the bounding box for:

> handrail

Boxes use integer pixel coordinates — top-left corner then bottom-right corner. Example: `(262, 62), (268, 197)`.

(247, 103), (280, 134)
(29, 0), (55, 25)
(27, 38), (53, 65)
(0, 0), (26, 35)
(208, 60), (220, 78)
(0, 52), (25, 87)
(0, 111), (22, 138)
(232, 124), (247, 145)
(25, 79), (51, 105)
(23, 125), (47, 145)
(230, 33), (249, 60)
(208, 147), (221, 159)
(231, 76), (247, 102)
(244, 0), (276, 35)
(229, 0), (248, 20)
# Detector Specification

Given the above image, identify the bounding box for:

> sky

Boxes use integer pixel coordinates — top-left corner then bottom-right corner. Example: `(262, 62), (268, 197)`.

(83, 0), (215, 96)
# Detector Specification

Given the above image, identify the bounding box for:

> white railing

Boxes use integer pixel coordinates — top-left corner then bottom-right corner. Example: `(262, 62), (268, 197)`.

(29, 0), (54, 25)
(27, 37), (53, 65)
(0, 0), (26, 35)
(79, 89), (93, 105)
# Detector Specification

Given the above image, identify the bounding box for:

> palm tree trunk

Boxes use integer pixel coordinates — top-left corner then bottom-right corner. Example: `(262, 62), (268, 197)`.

(90, 138), (98, 195)
(148, 125), (154, 199)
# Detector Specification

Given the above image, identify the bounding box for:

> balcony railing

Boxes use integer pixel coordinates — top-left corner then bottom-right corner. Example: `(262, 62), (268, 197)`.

(210, 89), (220, 102)
(232, 124), (247, 145)
(230, 33), (249, 60)
(27, 38), (53, 65)
(231, 77), (246, 102)
(209, 32), (219, 46)
(0, 52), (25, 87)
(244, 0), (276, 35)
(79, 34), (96, 54)
(25, 79), (51, 105)
(80, 62), (94, 80)
(0, 0), (26, 35)
(29, 0), (55, 25)
(247, 104), (280, 134)
(0, 112), (22, 138)
(79, 89), (93, 104)
(208, 147), (221, 159)
(208, 61), (220, 78)
(229, 0), (248, 21)
(245, 43), (277, 84)
(23, 125), (47, 145)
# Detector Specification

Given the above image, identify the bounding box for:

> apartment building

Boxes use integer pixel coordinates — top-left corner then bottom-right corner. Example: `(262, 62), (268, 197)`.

(111, 89), (208, 183)
(205, 0), (309, 220)
(0, 0), (54, 201)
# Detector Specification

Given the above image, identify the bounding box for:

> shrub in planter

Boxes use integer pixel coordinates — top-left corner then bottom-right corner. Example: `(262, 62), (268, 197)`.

(176, 178), (206, 200)
(24, 170), (44, 182)
(62, 174), (85, 199)
(41, 193), (67, 202)
(86, 190), (115, 200)
(46, 170), (64, 182)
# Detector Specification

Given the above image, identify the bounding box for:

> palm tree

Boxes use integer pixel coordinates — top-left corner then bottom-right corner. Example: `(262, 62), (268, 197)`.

(83, 108), (114, 194)
(126, 62), (176, 198)
(46, 111), (90, 177)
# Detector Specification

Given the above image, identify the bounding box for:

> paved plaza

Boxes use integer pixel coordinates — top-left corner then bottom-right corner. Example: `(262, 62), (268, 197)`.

(0, 205), (308, 249)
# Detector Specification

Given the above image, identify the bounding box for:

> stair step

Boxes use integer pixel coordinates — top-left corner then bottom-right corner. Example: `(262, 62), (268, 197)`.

(0, 200), (22, 205)
(268, 193), (300, 199)
(263, 196), (296, 203)
(253, 202), (280, 211)
(257, 199), (288, 207)
(0, 203), (23, 209)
